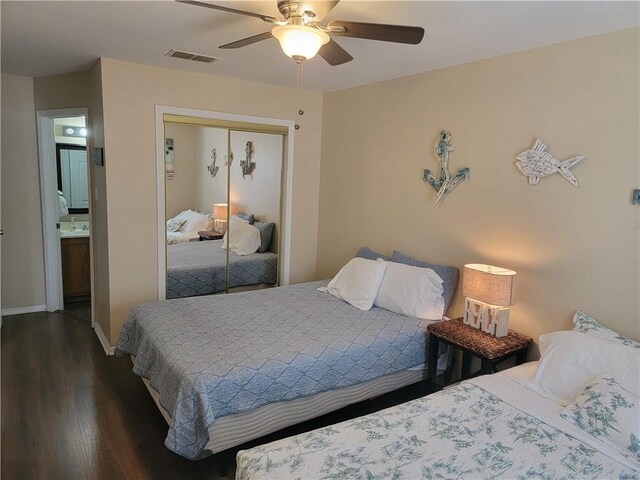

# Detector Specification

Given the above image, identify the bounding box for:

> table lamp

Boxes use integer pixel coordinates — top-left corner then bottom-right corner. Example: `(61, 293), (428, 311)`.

(213, 203), (228, 233)
(462, 263), (516, 337)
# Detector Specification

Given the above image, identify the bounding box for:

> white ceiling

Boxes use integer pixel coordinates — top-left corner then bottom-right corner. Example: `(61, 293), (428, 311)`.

(2, 1), (638, 92)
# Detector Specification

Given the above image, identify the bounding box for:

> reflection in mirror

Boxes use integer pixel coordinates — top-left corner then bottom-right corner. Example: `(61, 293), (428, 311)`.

(164, 121), (283, 299)
(227, 130), (282, 294)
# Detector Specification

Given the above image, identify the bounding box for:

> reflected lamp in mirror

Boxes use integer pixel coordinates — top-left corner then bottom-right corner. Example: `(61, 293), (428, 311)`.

(213, 203), (228, 233)
(462, 264), (516, 337)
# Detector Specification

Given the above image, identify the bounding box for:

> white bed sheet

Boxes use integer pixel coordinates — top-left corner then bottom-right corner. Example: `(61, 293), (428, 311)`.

(166, 230), (199, 244)
(469, 361), (639, 472)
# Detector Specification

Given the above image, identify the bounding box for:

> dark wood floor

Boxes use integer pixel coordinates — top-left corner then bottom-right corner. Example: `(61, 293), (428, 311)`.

(2, 311), (429, 480)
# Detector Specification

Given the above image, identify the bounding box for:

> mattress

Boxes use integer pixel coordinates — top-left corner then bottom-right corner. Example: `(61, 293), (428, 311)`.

(115, 280), (440, 459)
(237, 363), (640, 479)
(166, 239), (278, 299)
(140, 365), (426, 455)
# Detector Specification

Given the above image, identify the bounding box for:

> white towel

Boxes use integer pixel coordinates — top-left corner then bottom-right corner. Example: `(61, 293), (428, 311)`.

(58, 190), (69, 217)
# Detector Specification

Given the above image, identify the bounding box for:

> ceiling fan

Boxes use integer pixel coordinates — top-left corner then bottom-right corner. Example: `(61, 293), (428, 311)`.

(177, 0), (425, 66)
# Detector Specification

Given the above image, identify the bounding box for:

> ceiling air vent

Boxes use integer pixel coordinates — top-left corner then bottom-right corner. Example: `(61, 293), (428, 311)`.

(165, 49), (219, 63)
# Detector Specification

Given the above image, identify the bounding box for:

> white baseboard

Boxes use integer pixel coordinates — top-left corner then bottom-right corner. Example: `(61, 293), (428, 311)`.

(1, 305), (47, 316)
(94, 322), (115, 356)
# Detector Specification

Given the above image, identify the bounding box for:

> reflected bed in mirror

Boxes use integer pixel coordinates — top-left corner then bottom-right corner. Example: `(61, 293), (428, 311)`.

(163, 118), (284, 299)
(167, 239), (277, 299)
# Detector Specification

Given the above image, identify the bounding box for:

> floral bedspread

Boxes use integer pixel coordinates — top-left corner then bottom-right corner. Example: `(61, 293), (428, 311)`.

(236, 383), (639, 480)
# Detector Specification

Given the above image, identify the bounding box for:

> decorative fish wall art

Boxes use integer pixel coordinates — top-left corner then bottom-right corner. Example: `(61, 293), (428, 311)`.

(240, 141), (256, 179)
(423, 130), (470, 204)
(516, 139), (584, 186)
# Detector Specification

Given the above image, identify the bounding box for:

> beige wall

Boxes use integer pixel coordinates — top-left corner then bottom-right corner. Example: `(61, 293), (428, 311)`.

(165, 123), (196, 219)
(99, 58), (323, 343)
(317, 28), (640, 347)
(1, 75), (46, 311)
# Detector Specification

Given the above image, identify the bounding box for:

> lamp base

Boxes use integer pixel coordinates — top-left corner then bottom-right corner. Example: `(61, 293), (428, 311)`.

(214, 219), (227, 234)
(463, 298), (510, 337)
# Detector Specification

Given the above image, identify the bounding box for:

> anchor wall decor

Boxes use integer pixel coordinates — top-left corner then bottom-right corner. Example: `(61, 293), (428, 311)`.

(423, 130), (470, 204)
(240, 141), (256, 179)
(206, 147), (219, 177)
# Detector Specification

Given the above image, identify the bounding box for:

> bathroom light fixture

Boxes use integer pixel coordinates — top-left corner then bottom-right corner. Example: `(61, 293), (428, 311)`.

(61, 126), (87, 138)
(271, 24), (329, 63)
(462, 264), (516, 337)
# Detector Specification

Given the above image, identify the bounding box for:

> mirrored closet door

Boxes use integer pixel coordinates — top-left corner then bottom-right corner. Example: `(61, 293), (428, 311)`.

(163, 115), (285, 300)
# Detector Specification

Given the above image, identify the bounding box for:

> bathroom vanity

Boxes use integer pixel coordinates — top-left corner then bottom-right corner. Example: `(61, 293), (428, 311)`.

(60, 222), (91, 299)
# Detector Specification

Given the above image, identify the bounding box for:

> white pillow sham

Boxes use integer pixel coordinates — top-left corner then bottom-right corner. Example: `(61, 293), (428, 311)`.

(374, 261), (444, 320)
(323, 258), (387, 311)
(572, 310), (640, 350)
(181, 210), (213, 233)
(221, 216), (261, 256)
(561, 375), (640, 467)
(522, 331), (640, 406)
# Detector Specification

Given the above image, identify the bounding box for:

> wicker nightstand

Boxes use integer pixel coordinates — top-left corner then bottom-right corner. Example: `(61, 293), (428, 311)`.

(198, 230), (225, 241)
(426, 317), (532, 389)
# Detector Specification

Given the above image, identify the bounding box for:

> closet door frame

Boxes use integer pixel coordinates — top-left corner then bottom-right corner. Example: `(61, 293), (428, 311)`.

(155, 105), (295, 301)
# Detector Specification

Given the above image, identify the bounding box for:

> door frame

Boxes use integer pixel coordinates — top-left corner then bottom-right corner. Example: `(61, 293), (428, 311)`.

(155, 105), (295, 300)
(36, 108), (95, 327)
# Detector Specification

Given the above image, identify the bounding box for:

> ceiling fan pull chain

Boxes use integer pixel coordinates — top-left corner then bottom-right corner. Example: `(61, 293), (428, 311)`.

(298, 61), (304, 117)
(295, 60), (304, 130)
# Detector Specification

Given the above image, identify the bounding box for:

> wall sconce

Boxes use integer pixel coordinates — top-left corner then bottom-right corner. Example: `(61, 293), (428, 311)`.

(462, 264), (516, 337)
(213, 203), (228, 233)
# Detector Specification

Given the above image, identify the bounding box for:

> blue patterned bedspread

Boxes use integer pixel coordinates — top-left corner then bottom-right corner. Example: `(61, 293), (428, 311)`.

(166, 239), (277, 299)
(115, 281), (434, 459)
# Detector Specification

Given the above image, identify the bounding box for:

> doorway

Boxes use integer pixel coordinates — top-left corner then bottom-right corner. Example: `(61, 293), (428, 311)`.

(37, 108), (94, 327)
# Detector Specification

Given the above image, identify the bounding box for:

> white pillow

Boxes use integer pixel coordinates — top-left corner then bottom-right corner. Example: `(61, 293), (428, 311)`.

(561, 375), (640, 467)
(523, 331), (640, 406)
(374, 261), (444, 320)
(221, 216), (261, 256)
(324, 258), (387, 311)
(182, 210), (213, 233)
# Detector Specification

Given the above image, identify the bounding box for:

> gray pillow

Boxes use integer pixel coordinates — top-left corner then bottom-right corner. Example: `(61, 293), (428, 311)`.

(391, 250), (459, 313)
(236, 212), (255, 224)
(253, 221), (275, 253)
(355, 247), (391, 261)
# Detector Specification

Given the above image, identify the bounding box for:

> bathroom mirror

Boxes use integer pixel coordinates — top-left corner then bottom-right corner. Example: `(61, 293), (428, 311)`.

(162, 116), (285, 300)
(56, 144), (89, 214)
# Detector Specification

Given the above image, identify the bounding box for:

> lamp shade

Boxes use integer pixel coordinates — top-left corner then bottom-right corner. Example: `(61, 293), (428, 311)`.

(271, 25), (329, 61)
(462, 264), (516, 306)
(213, 203), (228, 220)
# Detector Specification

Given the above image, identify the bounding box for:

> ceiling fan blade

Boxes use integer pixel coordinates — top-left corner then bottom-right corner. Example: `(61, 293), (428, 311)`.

(329, 21), (425, 45)
(318, 38), (353, 66)
(176, 0), (278, 24)
(296, 1), (340, 22)
(219, 31), (274, 49)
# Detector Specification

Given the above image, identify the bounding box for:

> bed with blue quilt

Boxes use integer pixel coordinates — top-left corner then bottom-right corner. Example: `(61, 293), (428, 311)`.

(166, 239), (278, 299)
(115, 280), (445, 459)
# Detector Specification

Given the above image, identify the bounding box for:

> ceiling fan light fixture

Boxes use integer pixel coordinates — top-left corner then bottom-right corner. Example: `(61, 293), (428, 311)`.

(271, 24), (329, 62)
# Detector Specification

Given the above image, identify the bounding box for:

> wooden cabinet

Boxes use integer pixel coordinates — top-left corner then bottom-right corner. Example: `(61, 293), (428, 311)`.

(61, 237), (91, 298)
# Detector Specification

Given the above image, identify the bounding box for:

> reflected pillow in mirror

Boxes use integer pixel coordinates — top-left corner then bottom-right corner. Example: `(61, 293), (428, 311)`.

(253, 221), (275, 253)
(236, 212), (255, 224)
(167, 218), (186, 233)
(355, 247), (390, 261)
(221, 216), (261, 256)
(182, 211), (213, 233)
